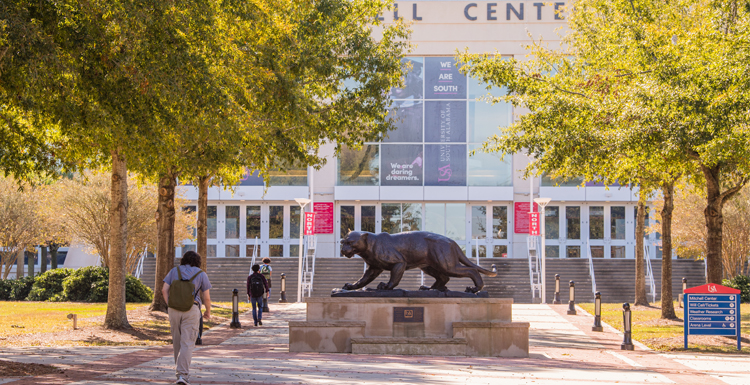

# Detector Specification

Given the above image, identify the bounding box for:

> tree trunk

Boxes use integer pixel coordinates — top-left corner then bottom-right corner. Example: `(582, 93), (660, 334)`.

(104, 149), (130, 329)
(150, 170), (177, 312)
(27, 249), (34, 277)
(197, 175), (210, 271)
(41, 246), (48, 274)
(660, 183), (677, 319)
(16, 247), (23, 279)
(702, 165), (724, 284)
(50, 246), (58, 269)
(635, 194), (649, 306)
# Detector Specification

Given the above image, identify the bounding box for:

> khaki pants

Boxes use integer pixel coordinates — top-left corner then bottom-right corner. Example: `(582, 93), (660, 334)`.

(168, 305), (201, 380)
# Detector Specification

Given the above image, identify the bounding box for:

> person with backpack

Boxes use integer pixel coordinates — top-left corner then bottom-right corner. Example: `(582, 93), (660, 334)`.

(162, 251), (212, 385)
(259, 257), (272, 311)
(247, 264), (269, 326)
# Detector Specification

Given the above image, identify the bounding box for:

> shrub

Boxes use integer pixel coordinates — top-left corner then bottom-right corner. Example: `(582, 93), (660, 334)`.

(723, 275), (750, 303)
(0, 276), (35, 301)
(61, 266), (153, 303)
(27, 268), (75, 301)
(0, 279), (11, 300)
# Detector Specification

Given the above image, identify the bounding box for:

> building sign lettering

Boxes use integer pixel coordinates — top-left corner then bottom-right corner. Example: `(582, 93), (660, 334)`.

(382, 2), (566, 22)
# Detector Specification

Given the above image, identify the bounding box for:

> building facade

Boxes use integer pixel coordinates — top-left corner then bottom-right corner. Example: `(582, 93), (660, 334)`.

(177, 1), (663, 262)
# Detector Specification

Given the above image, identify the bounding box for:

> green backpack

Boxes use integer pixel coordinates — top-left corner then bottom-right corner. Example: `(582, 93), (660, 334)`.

(168, 267), (202, 312)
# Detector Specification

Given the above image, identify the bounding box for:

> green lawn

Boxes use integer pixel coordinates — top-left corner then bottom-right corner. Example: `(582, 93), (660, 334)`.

(579, 302), (750, 353)
(0, 302), (148, 337)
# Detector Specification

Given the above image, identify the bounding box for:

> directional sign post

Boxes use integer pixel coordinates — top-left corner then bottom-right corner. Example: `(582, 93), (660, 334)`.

(529, 212), (540, 236)
(684, 283), (741, 351)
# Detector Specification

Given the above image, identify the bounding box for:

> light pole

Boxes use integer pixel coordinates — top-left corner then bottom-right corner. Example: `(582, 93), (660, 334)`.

(534, 197), (551, 303)
(294, 198), (311, 303)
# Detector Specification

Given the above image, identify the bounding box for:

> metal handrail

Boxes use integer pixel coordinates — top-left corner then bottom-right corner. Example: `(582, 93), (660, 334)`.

(644, 242), (656, 303)
(134, 247), (147, 278)
(527, 237), (541, 301)
(250, 237), (258, 266)
(586, 241), (597, 295)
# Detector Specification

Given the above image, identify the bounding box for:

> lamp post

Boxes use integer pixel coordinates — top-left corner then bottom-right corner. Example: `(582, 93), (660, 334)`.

(592, 292), (603, 332)
(621, 302), (634, 350)
(534, 197), (551, 303)
(567, 281), (576, 315)
(553, 274), (561, 304)
(294, 198), (311, 303)
(279, 273), (288, 303)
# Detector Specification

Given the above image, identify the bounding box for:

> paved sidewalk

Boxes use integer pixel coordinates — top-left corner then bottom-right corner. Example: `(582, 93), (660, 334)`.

(1, 303), (748, 384)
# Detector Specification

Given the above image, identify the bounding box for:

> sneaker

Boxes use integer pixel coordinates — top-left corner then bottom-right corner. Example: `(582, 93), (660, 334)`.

(176, 376), (190, 385)
(258, 320), (262, 326)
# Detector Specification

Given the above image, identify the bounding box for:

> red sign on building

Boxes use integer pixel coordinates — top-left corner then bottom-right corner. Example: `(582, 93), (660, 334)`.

(313, 202), (334, 234)
(514, 202), (539, 234)
(304, 212), (316, 235)
(529, 212), (540, 236)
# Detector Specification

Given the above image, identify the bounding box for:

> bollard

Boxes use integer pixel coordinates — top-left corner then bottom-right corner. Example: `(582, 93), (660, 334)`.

(592, 292), (603, 332)
(553, 274), (561, 304)
(491, 264), (497, 273)
(621, 303), (634, 350)
(679, 277), (687, 308)
(67, 313), (78, 330)
(279, 273), (288, 303)
(230, 289), (241, 329)
(567, 281), (577, 315)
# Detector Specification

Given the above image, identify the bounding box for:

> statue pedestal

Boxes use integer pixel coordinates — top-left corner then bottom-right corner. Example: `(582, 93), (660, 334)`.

(289, 297), (529, 357)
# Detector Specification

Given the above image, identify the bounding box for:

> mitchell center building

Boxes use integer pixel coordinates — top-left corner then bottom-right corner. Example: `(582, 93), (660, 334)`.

(177, 1), (662, 262)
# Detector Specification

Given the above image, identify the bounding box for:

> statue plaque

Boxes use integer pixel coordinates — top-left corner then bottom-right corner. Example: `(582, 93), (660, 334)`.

(393, 307), (424, 323)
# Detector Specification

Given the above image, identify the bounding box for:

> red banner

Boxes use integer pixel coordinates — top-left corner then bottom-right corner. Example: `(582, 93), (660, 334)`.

(514, 202), (539, 234)
(304, 212), (316, 235)
(313, 202), (334, 234)
(529, 212), (540, 236)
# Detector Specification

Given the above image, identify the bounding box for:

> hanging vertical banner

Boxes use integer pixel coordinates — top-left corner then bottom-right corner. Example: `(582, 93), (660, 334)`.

(313, 202), (334, 234)
(529, 212), (540, 236)
(304, 212), (316, 235)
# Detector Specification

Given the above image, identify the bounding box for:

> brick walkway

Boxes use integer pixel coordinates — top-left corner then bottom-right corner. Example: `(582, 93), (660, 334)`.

(1, 303), (748, 384)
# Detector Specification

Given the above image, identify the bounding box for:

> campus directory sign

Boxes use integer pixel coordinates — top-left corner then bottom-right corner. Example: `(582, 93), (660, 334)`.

(684, 283), (741, 351)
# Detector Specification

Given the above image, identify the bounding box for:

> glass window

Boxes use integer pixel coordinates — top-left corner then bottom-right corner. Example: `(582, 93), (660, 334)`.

(246, 244), (259, 259)
(590, 245), (604, 258)
(207, 245), (216, 258)
(611, 206), (626, 240)
(269, 165), (307, 186)
(566, 245), (580, 258)
(493, 206), (508, 239)
(634, 206), (650, 234)
(468, 145), (512, 186)
(424, 144), (466, 186)
(473, 245), (486, 258)
(381, 145), (423, 186)
(468, 75), (507, 100)
(207, 206), (217, 239)
(545, 206), (559, 239)
(246, 206), (261, 239)
(468, 100), (512, 142)
(290, 206), (301, 239)
(226, 245), (239, 257)
(362, 206), (376, 233)
(183, 206), (197, 238)
(424, 57), (467, 99)
(446, 203), (465, 240)
(381, 203), (401, 234)
(391, 57), (423, 100)
(290, 244), (299, 258)
(384, 102), (423, 142)
(340, 206), (355, 239)
(269, 206), (284, 239)
(589, 206), (604, 240)
(269, 245), (283, 257)
(337, 145), (379, 186)
(546, 245), (560, 258)
(472, 206), (487, 239)
(425, 203), (445, 235)
(402, 203), (422, 232)
(424, 101), (466, 142)
(541, 174), (584, 187)
(566, 207), (580, 240)
(182, 245), (196, 255)
(238, 169), (264, 186)
(226, 206), (239, 239)
(493, 245), (508, 258)
(611, 245), (626, 258)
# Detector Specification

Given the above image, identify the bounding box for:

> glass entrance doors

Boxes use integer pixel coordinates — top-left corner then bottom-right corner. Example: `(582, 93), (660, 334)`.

(337, 204), (377, 256)
(471, 205), (511, 258)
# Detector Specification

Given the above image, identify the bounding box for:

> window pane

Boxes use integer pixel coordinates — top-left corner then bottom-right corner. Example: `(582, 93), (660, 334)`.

(493, 245), (508, 258)
(246, 244), (259, 259)
(238, 169), (264, 186)
(471, 206), (487, 239)
(290, 244), (299, 258)
(468, 145), (512, 186)
(473, 245), (486, 258)
(269, 206), (284, 239)
(182, 245), (196, 255)
(338, 145), (379, 186)
(424, 144), (466, 186)
(468, 75), (506, 100)
(446, 203), (465, 240)
(381, 203), (401, 234)
(546, 245), (560, 258)
(402, 203), (422, 232)
(269, 166), (307, 186)
(225, 245), (239, 257)
(290, 206), (301, 239)
(590, 245), (604, 258)
(226, 206), (239, 239)
(611, 206), (626, 240)
(246, 206), (261, 239)
(381, 145), (423, 186)
(611, 245), (626, 259)
(425, 203), (445, 235)
(425, 101), (466, 142)
(545, 206), (559, 239)
(425, 57), (467, 99)
(362, 206), (376, 233)
(589, 206), (604, 239)
(207, 245), (216, 258)
(269, 245), (283, 257)
(566, 207), (580, 240)
(385, 102), (423, 143)
(566, 245), (580, 258)
(183, 205), (197, 238)
(493, 206), (508, 239)
(634, 206), (650, 234)
(340, 206), (355, 239)
(391, 57), (423, 99)
(541, 174), (584, 187)
(468, 101), (512, 142)
(207, 206), (217, 239)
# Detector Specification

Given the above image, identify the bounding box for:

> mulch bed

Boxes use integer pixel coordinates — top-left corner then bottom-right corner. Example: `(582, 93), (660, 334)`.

(0, 359), (63, 377)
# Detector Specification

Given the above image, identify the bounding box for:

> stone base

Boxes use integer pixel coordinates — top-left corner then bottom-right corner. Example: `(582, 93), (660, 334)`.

(288, 321), (365, 353)
(352, 337), (467, 356)
(452, 321), (529, 357)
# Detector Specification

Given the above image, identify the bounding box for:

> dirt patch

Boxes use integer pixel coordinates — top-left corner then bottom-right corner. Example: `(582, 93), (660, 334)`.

(644, 334), (750, 352)
(636, 317), (683, 327)
(0, 359), (63, 377)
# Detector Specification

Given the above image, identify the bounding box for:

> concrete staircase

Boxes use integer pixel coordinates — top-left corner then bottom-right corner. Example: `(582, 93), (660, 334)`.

(139, 257), (705, 303)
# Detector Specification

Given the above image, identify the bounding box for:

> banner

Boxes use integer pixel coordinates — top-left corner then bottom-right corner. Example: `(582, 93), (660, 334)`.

(529, 212), (540, 236)
(304, 212), (316, 235)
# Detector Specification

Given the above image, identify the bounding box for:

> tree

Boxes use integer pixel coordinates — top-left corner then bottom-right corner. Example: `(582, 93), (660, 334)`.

(0, 177), (41, 279)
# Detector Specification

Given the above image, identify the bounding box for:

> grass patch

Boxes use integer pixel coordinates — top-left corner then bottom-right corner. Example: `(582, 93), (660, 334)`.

(579, 302), (750, 353)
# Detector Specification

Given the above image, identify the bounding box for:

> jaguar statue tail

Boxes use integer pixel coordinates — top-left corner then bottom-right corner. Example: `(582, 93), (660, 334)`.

(454, 243), (498, 277)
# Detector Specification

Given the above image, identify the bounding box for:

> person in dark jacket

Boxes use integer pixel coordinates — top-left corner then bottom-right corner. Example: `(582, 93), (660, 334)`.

(247, 264), (269, 326)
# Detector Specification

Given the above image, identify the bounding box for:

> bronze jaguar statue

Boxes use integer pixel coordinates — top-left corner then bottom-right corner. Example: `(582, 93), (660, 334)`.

(340, 231), (497, 293)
